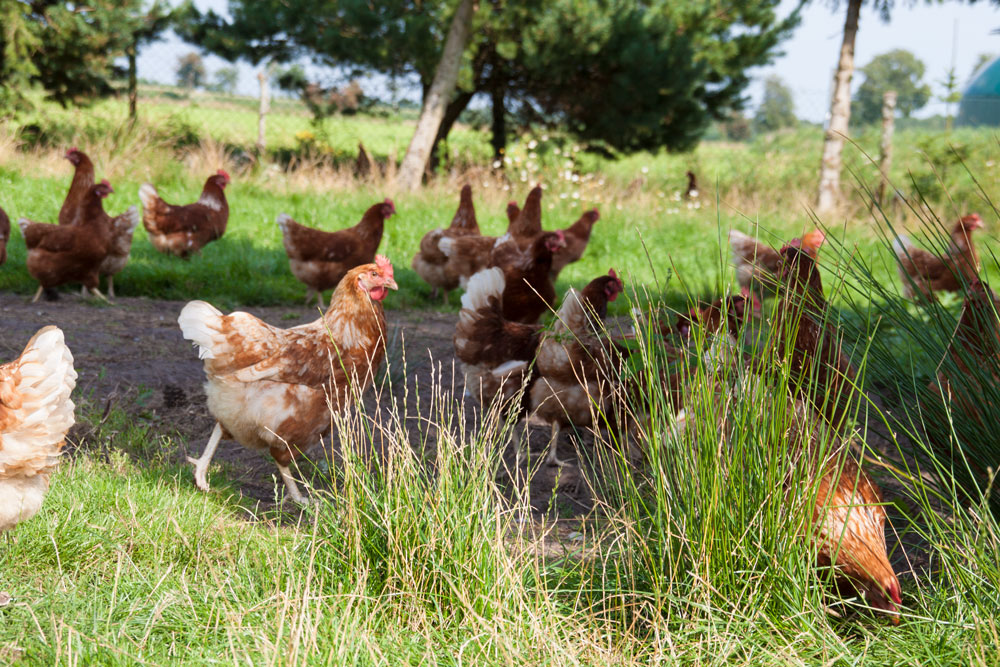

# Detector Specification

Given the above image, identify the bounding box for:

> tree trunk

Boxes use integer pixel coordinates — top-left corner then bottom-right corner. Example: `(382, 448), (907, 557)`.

(490, 85), (506, 161)
(256, 66), (271, 154)
(127, 39), (138, 121)
(429, 90), (475, 171)
(397, 0), (476, 191)
(816, 0), (861, 215)
(876, 90), (896, 208)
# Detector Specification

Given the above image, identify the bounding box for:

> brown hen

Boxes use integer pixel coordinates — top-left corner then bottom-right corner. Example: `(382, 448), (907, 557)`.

(178, 257), (398, 503)
(278, 199), (395, 309)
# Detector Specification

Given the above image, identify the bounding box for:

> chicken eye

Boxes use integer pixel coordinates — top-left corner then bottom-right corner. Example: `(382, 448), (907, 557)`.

(370, 270), (378, 278)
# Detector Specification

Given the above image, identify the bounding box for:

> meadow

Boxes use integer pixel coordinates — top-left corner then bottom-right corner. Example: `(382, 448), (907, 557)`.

(0, 92), (998, 664)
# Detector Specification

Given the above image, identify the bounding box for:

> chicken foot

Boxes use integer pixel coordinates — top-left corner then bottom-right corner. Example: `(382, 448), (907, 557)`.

(77, 284), (110, 302)
(188, 422), (223, 491)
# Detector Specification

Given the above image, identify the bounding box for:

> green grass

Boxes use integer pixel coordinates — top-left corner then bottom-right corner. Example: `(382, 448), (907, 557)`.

(1, 96), (1000, 663)
(4, 163), (977, 317)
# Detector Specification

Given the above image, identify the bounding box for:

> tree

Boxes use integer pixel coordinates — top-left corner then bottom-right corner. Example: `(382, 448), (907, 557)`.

(179, 0), (800, 168)
(754, 75), (797, 133)
(851, 49), (930, 125)
(971, 52), (995, 77)
(176, 52), (206, 89)
(937, 66), (962, 131)
(398, 0), (476, 190)
(816, 0), (862, 214)
(212, 66), (239, 94)
(816, 1), (1000, 214)
(0, 0), (165, 109)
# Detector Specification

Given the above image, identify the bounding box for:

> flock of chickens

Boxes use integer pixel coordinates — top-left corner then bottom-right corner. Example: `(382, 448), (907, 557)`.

(0, 146), (994, 628)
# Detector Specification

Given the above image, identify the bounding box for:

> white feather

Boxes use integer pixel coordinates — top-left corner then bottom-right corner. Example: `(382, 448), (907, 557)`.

(892, 235), (913, 257)
(177, 301), (225, 360)
(138, 183), (159, 211)
(438, 236), (456, 257)
(461, 268), (505, 312)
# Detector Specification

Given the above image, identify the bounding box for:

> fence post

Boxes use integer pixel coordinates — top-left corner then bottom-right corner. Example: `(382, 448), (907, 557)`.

(256, 65), (271, 154)
(127, 40), (138, 122)
(876, 90), (896, 208)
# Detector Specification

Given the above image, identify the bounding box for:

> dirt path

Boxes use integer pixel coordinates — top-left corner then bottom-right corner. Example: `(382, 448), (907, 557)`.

(0, 291), (594, 515)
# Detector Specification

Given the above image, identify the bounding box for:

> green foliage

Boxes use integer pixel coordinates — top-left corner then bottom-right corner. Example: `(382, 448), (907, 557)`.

(852, 49), (932, 125)
(0, 1), (172, 109)
(970, 52), (995, 78)
(210, 65), (239, 94)
(754, 74), (797, 133)
(175, 52), (206, 89)
(180, 0), (800, 154)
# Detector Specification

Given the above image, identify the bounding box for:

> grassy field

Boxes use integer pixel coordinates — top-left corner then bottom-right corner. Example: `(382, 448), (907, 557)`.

(1, 99), (999, 663)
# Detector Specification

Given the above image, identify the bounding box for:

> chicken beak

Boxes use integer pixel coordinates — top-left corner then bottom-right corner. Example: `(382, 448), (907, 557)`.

(384, 277), (399, 291)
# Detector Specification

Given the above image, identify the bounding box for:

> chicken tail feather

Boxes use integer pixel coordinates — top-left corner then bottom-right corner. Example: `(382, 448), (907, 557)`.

(178, 301), (225, 360)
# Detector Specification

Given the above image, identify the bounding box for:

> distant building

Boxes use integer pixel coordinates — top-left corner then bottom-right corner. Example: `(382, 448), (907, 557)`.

(958, 57), (1000, 127)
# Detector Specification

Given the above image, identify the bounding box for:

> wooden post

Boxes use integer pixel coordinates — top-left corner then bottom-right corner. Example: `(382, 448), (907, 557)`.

(256, 65), (271, 154)
(876, 90), (896, 208)
(127, 39), (138, 122)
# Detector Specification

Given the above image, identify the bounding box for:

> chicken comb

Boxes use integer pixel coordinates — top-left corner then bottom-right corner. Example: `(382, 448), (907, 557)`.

(66, 146), (78, 156)
(779, 238), (803, 254)
(375, 255), (393, 276)
(99, 178), (112, 188)
(382, 198), (396, 216)
(216, 169), (231, 182)
(590, 208), (600, 221)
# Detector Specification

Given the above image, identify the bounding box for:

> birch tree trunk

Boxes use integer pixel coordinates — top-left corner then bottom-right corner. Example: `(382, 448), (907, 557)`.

(876, 90), (896, 208)
(816, 0), (861, 215)
(397, 0), (476, 191)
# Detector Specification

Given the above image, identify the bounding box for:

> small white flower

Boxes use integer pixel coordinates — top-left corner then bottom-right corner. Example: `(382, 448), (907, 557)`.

(571, 174), (579, 183)
(541, 134), (549, 141)
(572, 192), (580, 199)
(987, 160), (996, 167)
(528, 139), (538, 149)
(528, 152), (537, 160)
(616, 204), (623, 211)
(641, 166), (649, 174)
(560, 192), (568, 199)
(504, 156), (513, 165)
(492, 160), (502, 169)
(553, 147), (561, 155)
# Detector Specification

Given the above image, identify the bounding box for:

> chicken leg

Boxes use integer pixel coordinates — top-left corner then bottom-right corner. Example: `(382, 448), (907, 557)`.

(545, 422), (572, 467)
(107, 276), (116, 300)
(276, 462), (310, 505)
(188, 422), (223, 491)
(31, 286), (43, 303)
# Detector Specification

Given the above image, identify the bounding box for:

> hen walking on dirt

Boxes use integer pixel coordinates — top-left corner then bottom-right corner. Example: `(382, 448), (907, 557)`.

(178, 257), (398, 504)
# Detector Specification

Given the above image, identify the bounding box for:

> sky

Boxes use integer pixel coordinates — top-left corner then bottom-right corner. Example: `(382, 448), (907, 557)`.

(138, 0), (1000, 123)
